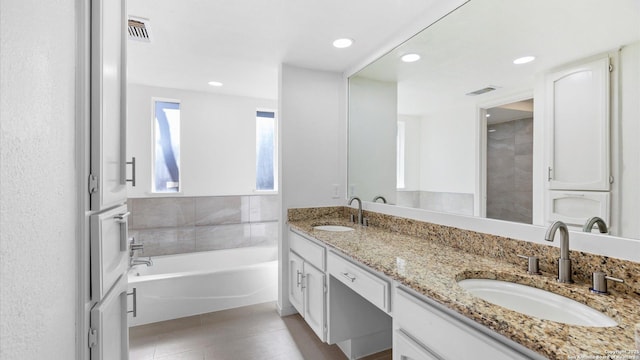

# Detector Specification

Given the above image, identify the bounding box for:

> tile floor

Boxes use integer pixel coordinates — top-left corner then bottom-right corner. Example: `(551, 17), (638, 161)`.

(129, 302), (392, 360)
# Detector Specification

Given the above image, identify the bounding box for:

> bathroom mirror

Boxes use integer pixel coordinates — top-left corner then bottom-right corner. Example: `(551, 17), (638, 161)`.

(348, 0), (640, 239)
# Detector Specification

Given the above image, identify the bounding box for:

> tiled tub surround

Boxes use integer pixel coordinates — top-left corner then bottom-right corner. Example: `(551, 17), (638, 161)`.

(128, 195), (278, 256)
(287, 207), (640, 359)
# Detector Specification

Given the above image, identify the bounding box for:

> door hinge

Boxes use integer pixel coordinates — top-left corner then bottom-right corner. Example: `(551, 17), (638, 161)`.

(610, 175), (614, 184)
(324, 284), (327, 293)
(88, 174), (98, 194)
(88, 328), (98, 348)
(609, 63), (613, 72)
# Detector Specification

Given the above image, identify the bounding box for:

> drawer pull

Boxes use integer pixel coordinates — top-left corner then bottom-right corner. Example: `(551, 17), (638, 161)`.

(296, 270), (302, 287)
(341, 272), (356, 282)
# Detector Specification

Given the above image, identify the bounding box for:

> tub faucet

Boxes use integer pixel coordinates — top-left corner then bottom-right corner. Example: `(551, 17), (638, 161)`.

(583, 216), (608, 234)
(544, 221), (572, 283)
(348, 196), (363, 225)
(130, 257), (153, 267)
(372, 195), (387, 204)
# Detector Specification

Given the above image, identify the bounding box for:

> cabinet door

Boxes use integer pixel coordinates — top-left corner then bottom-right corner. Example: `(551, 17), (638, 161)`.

(90, 275), (129, 360)
(547, 191), (609, 227)
(547, 56), (610, 191)
(288, 251), (304, 314)
(394, 330), (440, 360)
(304, 263), (326, 342)
(90, 0), (127, 211)
(91, 204), (129, 301)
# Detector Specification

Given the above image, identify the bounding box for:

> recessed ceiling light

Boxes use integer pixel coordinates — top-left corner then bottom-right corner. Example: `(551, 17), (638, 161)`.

(513, 56), (535, 65)
(486, 113), (491, 117)
(208, 81), (223, 87)
(401, 53), (421, 63)
(333, 38), (353, 48)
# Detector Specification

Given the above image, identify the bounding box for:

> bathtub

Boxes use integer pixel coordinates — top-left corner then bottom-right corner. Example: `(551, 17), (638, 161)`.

(127, 246), (278, 326)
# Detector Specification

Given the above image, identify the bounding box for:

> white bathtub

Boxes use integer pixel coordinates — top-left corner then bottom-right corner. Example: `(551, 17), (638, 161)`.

(127, 246), (278, 326)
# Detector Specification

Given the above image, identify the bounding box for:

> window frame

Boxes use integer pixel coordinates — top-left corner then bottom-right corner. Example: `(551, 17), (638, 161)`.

(255, 108), (278, 193)
(151, 97), (182, 194)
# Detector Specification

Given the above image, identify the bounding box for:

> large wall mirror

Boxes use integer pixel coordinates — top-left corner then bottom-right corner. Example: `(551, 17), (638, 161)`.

(348, 0), (640, 239)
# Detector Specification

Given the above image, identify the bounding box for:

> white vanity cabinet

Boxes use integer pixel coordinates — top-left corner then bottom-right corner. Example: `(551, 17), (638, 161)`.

(393, 287), (541, 360)
(288, 230), (327, 341)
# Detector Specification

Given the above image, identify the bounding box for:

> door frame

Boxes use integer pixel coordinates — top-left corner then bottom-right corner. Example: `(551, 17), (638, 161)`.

(475, 91), (533, 219)
(76, 0), (92, 358)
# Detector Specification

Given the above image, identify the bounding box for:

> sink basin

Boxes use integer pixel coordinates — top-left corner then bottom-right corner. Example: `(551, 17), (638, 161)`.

(313, 225), (354, 232)
(457, 279), (617, 327)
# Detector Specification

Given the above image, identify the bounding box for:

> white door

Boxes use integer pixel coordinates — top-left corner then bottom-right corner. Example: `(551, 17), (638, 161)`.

(91, 204), (129, 300)
(304, 263), (326, 342)
(547, 56), (610, 191)
(288, 251), (304, 314)
(90, 275), (130, 360)
(90, 0), (128, 211)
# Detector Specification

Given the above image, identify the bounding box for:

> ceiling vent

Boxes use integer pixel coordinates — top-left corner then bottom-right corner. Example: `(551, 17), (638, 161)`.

(128, 17), (151, 42)
(465, 86), (498, 96)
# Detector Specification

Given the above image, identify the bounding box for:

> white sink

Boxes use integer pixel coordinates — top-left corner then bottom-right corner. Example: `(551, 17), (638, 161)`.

(457, 279), (617, 327)
(313, 225), (354, 232)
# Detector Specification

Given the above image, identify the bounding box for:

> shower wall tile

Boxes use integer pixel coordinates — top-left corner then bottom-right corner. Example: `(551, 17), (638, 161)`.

(249, 195), (279, 222)
(131, 197), (195, 229)
(195, 224), (252, 251)
(135, 227), (196, 256)
(396, 191), (420, 208)
(195, 196), (249, 225)
(419, 191), (474, 216)
(486, 118), (533, 225)
(129, 195), (280, 256)
(250, 222), (278, 247)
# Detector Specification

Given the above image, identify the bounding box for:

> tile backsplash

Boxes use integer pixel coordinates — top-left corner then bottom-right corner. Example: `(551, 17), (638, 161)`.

(128, 195), (278, 256)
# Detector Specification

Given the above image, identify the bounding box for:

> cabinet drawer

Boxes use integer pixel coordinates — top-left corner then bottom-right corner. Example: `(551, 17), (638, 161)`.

(394, 288), (531, 360)
(328, 251), (389, 312)
(289, 230), (325, 270)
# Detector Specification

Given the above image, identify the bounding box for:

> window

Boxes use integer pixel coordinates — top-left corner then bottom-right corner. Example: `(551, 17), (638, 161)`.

(153, 99), (181, 193)
(397, 121), (405, 189)
(256, 110), (277, 191)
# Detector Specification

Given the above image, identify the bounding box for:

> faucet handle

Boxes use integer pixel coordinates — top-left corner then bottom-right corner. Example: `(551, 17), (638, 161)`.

(590, 272), (624, 294)
(517, 254), (541, 275)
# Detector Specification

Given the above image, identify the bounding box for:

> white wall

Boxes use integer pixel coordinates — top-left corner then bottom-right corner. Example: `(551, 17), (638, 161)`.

(419, 101), (476, 193)
(399, 114), (422, 191)
(348, 77), (397, 203)
(619, 41), (640, 239)
(278, 64), (346, 313)
(127, 84), (277, 197)
(0, 0), (77, 359)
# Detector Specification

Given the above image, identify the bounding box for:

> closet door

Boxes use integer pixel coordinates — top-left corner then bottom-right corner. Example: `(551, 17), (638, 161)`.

(547, 56), (610, 191)
(91, 204), (129, 301)
(89, 275), (130, 360)
(90, 0), (128, 211)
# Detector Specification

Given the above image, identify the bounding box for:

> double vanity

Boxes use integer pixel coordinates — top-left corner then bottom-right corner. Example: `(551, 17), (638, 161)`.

(287, 207), (640, 359)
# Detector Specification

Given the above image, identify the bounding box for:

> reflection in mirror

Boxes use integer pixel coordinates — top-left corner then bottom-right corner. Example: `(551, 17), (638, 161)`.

(348, 0), (640, 239)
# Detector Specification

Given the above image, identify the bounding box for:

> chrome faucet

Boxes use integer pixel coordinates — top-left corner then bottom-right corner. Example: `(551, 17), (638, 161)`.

(583, 217), (608, 234)
(129, 237), (152, 267)
(372, 195), (387, 204)
(130, 257), (153, 267)
(348, 196), (363, 225)
(544, 221), (572, 283)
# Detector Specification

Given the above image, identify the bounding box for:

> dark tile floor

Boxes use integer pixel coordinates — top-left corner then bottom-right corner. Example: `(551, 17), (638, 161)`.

(129, 302), (392, 360)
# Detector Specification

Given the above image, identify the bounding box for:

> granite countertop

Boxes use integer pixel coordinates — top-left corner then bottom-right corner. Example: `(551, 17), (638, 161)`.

(288, 216), (640, 360)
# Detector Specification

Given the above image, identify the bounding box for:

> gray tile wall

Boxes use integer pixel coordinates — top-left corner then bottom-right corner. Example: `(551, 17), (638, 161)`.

(396, 190), (474, 215)
(486, 118), (533, 224)
(128, 195), (279, 256)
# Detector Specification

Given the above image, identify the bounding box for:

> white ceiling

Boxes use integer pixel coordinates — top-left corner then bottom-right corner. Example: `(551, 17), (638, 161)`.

(126, 0), (446, 100)
(355, 0), (640, 116)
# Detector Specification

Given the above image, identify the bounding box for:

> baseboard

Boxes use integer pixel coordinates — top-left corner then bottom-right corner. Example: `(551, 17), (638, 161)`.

(277, 303), (298, 317)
